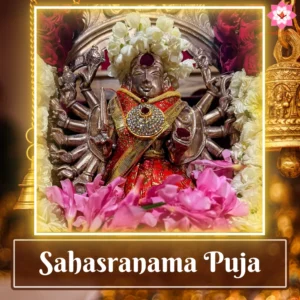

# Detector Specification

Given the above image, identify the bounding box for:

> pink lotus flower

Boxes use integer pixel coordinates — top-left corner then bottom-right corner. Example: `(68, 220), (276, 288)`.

(45, 164), (249, 232)
(267, 1), (296, 29)
(105, 175), (164, 230)
(106, 176), (147, 230)
(194, 168), (248, 218)
(187, 150), (245, 179)
(85, 174), (105, 196)
(46, 179), (78, 231)
(141, 169), (248, 231)
(73, 176), (126, 232)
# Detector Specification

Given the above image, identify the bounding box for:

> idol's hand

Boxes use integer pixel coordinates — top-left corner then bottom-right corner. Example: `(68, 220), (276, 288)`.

(175, 128), (191, 141)
(166, 127), (192, 165)
(90, 134), (114, 158)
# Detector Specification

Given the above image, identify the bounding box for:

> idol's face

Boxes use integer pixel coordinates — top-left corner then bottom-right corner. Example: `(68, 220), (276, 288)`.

(130, 54), (164, 99)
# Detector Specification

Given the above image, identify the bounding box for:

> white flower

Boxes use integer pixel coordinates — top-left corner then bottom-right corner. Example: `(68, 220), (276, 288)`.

(231, 173), (244, 192)
(232, 98), (246, 115)
(180, 38), (190, 51)
(114, 53), (125, 67)
(37, 145), (49, 165)
(231, 142), (245, 162)
(171, 27), (181, 38)
(170, 52), (182, 64)
(166, 66), (178, 78)
(244, 93), (262, 117)
(107, 14), (194, 82)
(243, 142), (262, 165)
(231, 212), (262, 232)
(244, 89), (260, 106)
(229, 70), (263, 232)
(112, 22), (128, 38)
(240, 120), (261, 143)
(238, 76), (254, 99)
(37, 198), (68, 232)
(230, 69), (247, 97)
(37, 56), (57, 105)
(146, 26), (163, 42)
(140, 17), (151, 31)
(120, 44), (138, 60)
(37, 107), (49, 138)
(107, 65), (118, 78)
(168, 36), (181, 53)
(178, 59), (195, 78)
(130, 32), (149, 53)
(240, 166), (261, 185)
(156, 16), (174, 32)
(107, 40), (121, 57)
(36, 56), (58, 194)
(151, 42), (168, 58)
(126, 12), (140, 29)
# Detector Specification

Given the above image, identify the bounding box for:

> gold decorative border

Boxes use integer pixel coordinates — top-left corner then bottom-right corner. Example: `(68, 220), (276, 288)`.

(28, 0), (37, 162)
(33, 4), (266, 237)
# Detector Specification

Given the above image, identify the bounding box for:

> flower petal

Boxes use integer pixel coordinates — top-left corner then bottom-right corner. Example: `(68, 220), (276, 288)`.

(73, 216), (88, 231)
(86, 174), (104, 196)
(123, 175), (144, 205)
(45, 186), (64, 208)
(141, 212), (160, 227)
(90, 214), (104, 232)
(109, 203), (145, 229)
(74, 194), (88, 212)
(227, 201), (249, 217)
(61, 179), (75, 198)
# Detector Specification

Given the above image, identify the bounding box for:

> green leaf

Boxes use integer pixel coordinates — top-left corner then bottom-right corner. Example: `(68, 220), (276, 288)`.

(142, 202), (166, 210)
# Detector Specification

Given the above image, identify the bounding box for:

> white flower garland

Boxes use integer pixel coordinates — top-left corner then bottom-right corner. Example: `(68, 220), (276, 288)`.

(229, 70), (263, 232)
(107, 13), (195, 85)
(37, 55), (67, 232)
(37, 56), (56, 192)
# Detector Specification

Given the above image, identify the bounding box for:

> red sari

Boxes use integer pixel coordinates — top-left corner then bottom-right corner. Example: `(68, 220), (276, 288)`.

(105, 88), (193, 197)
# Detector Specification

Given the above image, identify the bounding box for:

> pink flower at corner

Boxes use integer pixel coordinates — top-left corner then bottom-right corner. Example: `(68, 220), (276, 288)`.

(268, 1), (297, 29)
(46, 179), (78, 231)
(106, 176), (146, 231)
(139, 169), (249, 231)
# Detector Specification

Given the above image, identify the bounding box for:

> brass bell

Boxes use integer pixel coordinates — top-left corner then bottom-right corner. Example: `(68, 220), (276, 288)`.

(14, 159), (34, 210)
(266, 29), (300, 178)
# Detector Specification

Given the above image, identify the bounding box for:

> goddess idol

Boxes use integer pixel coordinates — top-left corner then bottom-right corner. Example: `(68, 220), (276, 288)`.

(48, 13), (236, 197)
(38, 10), (253, 232)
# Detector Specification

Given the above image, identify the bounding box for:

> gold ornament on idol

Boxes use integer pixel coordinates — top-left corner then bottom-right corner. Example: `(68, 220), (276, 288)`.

(126, 104), (166, 139)
(266, 0), (300, 178)
(121, 89), (181, 139)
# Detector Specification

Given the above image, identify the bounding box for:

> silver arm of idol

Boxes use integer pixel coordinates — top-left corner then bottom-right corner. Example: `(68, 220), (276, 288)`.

(48, 45), (116, 192)
(90, 87), (115, 159)
(170, 47), (240, 164)
(189, 47), (220, 96)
